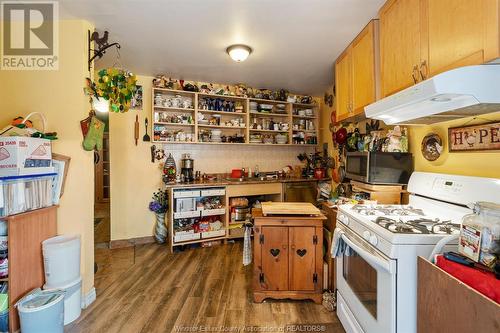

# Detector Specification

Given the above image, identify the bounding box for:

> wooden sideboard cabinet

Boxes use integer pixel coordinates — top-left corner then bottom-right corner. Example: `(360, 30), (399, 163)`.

(252, 209), (325, 304)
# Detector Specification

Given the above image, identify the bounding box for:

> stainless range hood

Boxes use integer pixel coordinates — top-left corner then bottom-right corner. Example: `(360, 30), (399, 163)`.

(364, 65), (500, 125)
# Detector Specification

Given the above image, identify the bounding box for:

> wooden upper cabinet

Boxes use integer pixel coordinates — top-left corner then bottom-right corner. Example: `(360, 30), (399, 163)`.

(424, 0), (500, 77)
(335, 49), (352, 122)
(379, 0), (500, 97)
(352, 20), (378, 113)
(379, 0), (422, 97)
(335, 20), (378, 122)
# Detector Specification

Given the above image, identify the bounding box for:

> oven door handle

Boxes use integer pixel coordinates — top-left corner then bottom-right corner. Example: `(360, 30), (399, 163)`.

(341, 233), (396, 274)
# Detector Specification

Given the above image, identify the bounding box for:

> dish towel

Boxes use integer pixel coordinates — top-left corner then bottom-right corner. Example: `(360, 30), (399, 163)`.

(331, 228), (353, 258)
(243, 226), (252, 266)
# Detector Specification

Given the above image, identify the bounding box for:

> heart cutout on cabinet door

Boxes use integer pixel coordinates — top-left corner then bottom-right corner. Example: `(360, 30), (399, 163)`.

(296, 249), (307, 257)
(270, 249), (280, 257)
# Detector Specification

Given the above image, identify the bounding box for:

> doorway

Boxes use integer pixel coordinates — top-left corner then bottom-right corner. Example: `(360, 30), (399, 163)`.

(94, 112), (110, 246)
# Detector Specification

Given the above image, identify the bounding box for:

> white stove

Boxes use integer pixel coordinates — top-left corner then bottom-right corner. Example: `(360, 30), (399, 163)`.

(334, 172), (500, 333)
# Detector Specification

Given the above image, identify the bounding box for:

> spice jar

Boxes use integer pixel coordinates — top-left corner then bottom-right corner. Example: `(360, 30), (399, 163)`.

(459, 202), (500, 268)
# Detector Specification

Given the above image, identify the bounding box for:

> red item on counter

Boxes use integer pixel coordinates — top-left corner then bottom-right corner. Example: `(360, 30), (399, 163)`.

(436, 255), (500, 304)
(231, 169), (243, 178)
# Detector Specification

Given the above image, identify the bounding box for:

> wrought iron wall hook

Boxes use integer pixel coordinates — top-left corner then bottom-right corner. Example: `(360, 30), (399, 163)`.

(88, 30), (121, 72)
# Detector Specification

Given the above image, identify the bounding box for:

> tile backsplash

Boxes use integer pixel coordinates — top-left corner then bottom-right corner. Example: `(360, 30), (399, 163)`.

(161, 144), (316, 173)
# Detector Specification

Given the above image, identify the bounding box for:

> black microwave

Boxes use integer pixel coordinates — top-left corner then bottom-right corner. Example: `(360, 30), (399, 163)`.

(345, 152), (414, 185)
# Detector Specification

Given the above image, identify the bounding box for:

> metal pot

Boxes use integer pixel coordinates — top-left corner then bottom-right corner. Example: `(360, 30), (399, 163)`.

(234, 206), (250, 221)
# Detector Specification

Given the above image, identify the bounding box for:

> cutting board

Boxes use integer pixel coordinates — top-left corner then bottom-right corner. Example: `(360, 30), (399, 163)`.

(261, 202), (321, 216)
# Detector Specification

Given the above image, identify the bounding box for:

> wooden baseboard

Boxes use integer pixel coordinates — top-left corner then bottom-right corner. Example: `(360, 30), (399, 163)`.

(109, 236), (155, 249)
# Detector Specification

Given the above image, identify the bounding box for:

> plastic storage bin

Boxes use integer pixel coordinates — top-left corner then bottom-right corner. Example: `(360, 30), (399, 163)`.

(44, 277), (81, 325)
(42, 235), (81, 288)
(0, 173), (56, 217)
(16, 289), (64, 333)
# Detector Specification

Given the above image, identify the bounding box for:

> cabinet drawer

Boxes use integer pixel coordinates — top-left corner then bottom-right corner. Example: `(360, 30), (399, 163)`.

(201, 208), (226, 217)
(174, 232), (200, 243)
(201, 188), (226, 197)
(201, 229), (226, 239)
(173, 190), (201, 198)
(173, 210), (200, 219)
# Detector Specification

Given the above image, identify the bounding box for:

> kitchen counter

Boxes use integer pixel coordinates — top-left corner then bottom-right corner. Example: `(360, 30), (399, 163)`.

(163, 177), (331, 189)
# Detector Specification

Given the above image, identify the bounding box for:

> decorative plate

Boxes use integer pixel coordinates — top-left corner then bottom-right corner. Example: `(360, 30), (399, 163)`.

(421, 133), (443, 161)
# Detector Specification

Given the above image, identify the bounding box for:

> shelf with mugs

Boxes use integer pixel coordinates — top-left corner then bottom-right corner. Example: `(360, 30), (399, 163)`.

(198, 124), (247, 130)
(198, 94), (247, 114)
(153, 106), (195, 112)
(249, 111), (289, 118)
(151, 86), (320, 146)
(197, 92), (248, 102)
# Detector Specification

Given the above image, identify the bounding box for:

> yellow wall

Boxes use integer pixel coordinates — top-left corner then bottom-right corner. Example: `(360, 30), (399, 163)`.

(109, 77), (160, 240)
(408, 112), (500, 179)
(0, 20), (95, 294)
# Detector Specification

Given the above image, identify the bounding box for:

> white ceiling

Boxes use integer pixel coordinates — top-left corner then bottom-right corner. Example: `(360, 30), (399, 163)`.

(60, 0), (384, 95)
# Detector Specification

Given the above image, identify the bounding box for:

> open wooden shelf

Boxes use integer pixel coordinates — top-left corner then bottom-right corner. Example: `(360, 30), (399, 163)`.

(152, 87), (319, 146)
(153, 106), (195, 112)
(198, 93), (248, 101)
(198, 124), (246, 129)
(250, 112), (289, 117)
(292, 115), (317, 119)
(154, 122), (194, 127)
(198, 110), (247, 115)
(250, 129), (289, 133)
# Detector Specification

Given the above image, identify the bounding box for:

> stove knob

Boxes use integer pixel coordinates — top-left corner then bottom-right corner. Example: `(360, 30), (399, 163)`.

(338, 214), (349, 225)
(363, 231), (371, 241)
(369, 235), (378, 246)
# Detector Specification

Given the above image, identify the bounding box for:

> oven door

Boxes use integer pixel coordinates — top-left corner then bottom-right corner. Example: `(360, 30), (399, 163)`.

(336, 226), (397, 333)
(345, 152), (369, 182)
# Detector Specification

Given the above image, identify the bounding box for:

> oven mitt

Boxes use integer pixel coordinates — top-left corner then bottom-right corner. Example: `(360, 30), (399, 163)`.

(82, 116), (105, 151)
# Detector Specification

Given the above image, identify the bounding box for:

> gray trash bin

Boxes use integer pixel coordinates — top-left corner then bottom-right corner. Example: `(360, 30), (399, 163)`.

(16, 288), (64, 333)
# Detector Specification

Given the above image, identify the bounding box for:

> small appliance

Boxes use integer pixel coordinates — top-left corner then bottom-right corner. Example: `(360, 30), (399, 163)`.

(364, 65), (500, 125)
(180, 154), (194, 182)
(345, 151), (413, 184)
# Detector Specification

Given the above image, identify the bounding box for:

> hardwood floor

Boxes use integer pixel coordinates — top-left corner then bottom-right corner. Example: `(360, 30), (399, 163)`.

(94, 202), (110, 244)
(67, 241), (344, 333)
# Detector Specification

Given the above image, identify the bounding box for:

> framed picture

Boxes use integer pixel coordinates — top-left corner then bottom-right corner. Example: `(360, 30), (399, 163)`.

(448, 121), (500, 152)
(131, 85), (143, 109)
(52, 153), (71, 198)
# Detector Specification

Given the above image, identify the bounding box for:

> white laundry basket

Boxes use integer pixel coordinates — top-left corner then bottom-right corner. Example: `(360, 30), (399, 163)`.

(42, 235), (81, 288)
(44, 277), (82, 325)
(16, 288), (64, 333)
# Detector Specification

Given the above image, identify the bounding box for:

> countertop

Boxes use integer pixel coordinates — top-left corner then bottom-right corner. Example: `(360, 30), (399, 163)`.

(164, 177), (331, 189)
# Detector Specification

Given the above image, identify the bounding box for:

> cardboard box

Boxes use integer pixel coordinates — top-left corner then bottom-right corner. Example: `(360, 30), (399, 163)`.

(0, 137), (53, 176)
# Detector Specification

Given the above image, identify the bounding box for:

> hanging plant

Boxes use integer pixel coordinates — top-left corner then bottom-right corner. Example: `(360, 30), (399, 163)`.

(85, 68), (138, 112)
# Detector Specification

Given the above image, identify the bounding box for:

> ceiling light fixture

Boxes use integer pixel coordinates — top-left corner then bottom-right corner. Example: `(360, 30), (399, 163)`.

(226, 44), (252, 62)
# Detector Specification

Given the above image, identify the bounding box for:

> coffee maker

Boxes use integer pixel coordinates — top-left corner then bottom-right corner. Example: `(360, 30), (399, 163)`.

(181, 153), (194, 182)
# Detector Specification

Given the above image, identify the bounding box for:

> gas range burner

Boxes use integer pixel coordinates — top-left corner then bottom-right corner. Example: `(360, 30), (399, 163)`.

(375, 217), (461, 234)
(376, 217), (430, 234)
(351, 205), (425, 217)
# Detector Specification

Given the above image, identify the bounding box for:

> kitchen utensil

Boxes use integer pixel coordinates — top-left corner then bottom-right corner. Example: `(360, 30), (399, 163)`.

(134, 115), (139, 145)
(143, 118), (151, 142)
(150, 145), (155, 163)
(231, 169), (243, 178)
(335, 127), (348, 145)
(234, 206), (250, 221)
